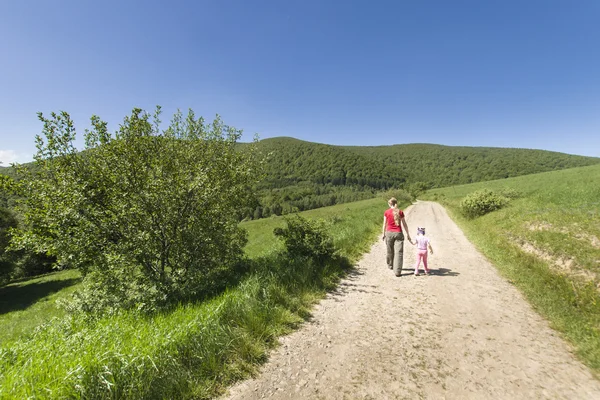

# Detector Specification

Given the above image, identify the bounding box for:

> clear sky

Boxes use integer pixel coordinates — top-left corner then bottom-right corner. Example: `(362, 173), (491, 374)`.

(1, 0), (599, 164)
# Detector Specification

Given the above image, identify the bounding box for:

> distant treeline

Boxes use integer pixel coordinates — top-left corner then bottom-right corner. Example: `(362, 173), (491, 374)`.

(248, 183), (379, 219)
(236, 137), (600, 220)
(341, 142), (598, 187)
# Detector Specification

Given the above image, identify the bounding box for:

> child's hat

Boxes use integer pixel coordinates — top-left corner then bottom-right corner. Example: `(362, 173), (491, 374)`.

(417, 227), (425, 234)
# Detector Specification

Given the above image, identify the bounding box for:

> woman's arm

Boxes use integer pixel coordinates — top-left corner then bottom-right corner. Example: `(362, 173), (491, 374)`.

(382, 216), (387, 241)
(401, 217), (411, 242)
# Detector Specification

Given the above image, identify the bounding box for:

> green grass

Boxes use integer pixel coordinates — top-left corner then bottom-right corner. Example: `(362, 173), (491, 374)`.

(423, 163), (600, 372)
(242, 197), (388, 260)
(0, 269), (82, 345)
(0, 195), (400, 399)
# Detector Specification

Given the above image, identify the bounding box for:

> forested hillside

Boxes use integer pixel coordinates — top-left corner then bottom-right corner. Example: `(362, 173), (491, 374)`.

(250, 137), (407, 189)
(237, 137), (408, 218)
(342, 143), (599, 187)
(3, 138), (599, 221)
(242, 137), (600, 219)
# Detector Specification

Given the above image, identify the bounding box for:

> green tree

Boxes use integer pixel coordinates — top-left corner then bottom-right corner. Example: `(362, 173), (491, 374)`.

(11, 107), (262, 312)
(0, 207), (18, 284)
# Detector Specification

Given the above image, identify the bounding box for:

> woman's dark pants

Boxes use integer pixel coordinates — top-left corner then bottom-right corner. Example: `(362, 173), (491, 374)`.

(385, 231), (404, 277)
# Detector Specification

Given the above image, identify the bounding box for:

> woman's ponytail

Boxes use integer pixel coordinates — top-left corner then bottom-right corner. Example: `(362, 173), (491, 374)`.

(388, 198), (401, 226)
(393, 208), (401, 226)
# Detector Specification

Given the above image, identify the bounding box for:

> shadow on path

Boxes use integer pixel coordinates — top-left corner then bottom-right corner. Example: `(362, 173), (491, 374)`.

(397, 267), (460, 277)
(328, 266), (383, 300)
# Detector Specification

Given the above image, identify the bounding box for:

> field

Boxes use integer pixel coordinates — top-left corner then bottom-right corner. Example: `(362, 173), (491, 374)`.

(423, 163), (600, 371)
(0, 195), (396, 399)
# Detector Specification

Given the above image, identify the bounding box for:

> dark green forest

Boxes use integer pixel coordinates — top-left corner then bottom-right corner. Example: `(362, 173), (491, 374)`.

(341, 142), (598, 186)
(240, 137), (600, 219)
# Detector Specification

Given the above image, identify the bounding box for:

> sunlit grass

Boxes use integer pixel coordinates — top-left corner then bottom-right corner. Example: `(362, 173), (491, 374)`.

(243, 197), (386, 259)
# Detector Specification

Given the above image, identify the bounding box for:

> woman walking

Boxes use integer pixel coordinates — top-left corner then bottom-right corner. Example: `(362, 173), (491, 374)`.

(382, 197), (412, 277)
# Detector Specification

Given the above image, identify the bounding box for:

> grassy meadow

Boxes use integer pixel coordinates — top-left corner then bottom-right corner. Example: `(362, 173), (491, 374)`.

(0, 196), (394, 399)
(423, 163), (600, 372)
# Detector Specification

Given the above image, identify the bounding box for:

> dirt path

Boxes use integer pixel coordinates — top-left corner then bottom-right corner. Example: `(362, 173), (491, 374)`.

(222, 201), (600, 399)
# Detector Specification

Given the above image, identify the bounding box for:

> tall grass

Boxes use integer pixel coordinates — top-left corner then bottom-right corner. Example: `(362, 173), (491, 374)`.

(0, 195), (403, 399)
(424, 164), (600, 372)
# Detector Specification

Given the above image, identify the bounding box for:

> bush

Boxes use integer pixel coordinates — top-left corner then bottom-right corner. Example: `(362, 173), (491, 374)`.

(273, 215), (335, 264)
(8, 249), (55, 279)
(407, 182), (430, 199)
(460, 189), (508, 218)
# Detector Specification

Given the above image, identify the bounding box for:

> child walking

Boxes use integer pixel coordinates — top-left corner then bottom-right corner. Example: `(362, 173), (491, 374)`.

(413, 227), (433, 276)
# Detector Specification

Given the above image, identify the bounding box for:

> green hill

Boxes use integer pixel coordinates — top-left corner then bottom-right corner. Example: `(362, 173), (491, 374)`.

(243, 137), (600, 219)
(342, 143), (599, 187)
(252, 138), (599, 189)
(251, 138), (600, 191)
(251, 137), (407, 189)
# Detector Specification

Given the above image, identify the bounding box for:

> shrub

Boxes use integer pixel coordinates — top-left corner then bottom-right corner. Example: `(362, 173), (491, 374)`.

(273, 215), (335, 264)
(407, 182), (430, 199)
(460, 189), (508, 218)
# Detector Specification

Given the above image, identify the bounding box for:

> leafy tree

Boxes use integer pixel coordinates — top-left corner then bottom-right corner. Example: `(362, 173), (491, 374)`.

(0, 175), (56, 283)
(11, 107), (262, 312)
(0, 207), (18, 285)
(407, 181), (430, 198)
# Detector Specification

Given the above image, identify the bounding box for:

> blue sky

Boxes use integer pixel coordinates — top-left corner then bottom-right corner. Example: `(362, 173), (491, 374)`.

(1, 0), (599, 164)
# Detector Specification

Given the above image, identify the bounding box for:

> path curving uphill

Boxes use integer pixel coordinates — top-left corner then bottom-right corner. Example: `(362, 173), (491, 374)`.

(223, 201), (600, 399)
